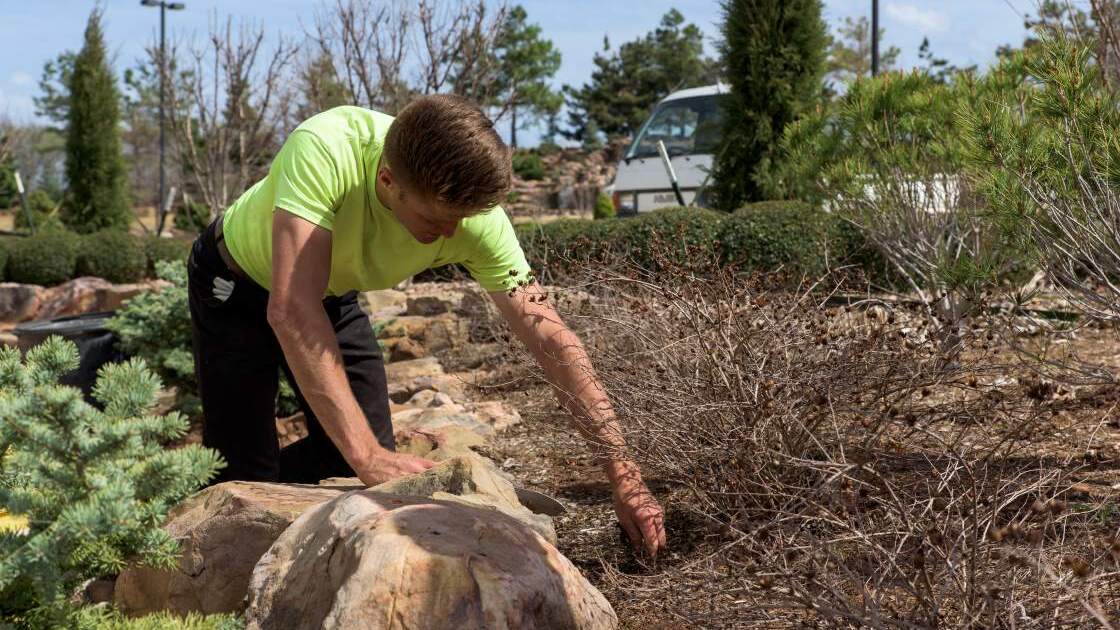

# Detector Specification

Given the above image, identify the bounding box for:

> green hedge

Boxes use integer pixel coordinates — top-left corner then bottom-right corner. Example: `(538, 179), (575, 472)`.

(76, 230), (148, 283)
(7, 231), (80, 286)
(144, 236), (193, 276)
(513, 202), (896, 285)
(721, 201), (836, 275)
(0, 238), (9, 280)
(1, 230), (192, 286)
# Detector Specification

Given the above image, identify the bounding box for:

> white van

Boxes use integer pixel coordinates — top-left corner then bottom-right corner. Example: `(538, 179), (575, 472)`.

(609, 84), (729, 214)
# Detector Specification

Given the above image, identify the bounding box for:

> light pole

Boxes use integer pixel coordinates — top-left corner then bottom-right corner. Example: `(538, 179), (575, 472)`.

(871, 0), (880, 76)
(141, 0), (185, 236)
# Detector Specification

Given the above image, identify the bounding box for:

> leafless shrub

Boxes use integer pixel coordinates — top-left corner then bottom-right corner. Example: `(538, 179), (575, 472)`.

(483, 246), (1120, 628)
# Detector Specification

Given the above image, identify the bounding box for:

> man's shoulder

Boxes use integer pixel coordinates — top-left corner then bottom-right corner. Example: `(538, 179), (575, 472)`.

(294, 106), (396, 146)
(453, 206), (519, 248)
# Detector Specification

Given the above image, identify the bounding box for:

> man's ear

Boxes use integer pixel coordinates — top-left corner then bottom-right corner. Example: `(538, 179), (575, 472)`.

(377, 166), (395, 190)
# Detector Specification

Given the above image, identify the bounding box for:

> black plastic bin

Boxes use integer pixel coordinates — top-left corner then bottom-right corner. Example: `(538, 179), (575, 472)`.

(13, 311), (124, 401)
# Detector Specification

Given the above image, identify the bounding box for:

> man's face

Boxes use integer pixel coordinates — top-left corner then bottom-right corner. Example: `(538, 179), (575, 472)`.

(376, 166), (476, 244)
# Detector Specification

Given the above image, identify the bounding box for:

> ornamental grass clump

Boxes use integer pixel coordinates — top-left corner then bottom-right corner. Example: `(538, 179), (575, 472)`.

(0, 337), (223, 621)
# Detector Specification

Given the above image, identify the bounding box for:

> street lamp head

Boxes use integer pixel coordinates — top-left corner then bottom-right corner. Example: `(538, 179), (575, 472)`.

(168, 2), (186, 9)
(140, 0), (159, 6)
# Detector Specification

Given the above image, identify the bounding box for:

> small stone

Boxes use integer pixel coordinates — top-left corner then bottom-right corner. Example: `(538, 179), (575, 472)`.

(406, 389), (456, 408)
(387, 336), (427, 362)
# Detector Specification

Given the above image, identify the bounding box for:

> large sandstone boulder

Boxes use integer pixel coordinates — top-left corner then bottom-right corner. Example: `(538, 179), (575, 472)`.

(114, 481), (345, 616)
(34, 277), (166, 320)
(0, 283), (45, 322)
(372, 456), (555, 543)
(246, 492), (617, 630)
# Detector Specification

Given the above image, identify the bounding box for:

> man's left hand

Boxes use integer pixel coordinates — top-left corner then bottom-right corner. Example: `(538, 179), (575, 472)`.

(609, 463), (667, 558)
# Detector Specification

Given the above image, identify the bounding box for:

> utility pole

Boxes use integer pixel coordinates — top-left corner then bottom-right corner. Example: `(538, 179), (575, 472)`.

(871, 0), (880, 76)
(141, 0), (185, 235)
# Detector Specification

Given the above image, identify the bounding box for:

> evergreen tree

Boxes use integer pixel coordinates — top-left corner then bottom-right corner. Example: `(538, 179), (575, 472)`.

(564, 10), (720, 143)
(963, 37), (1120, 321)
(493, 6), (562, 149)
(0, 142), (16, 210)
(784, 70), (1006, 340)
(996, 1), (1120, 86)
(710, 0), (827, 209)
(106, 261), (197, 417)
(1017, 1), (1095, 52)
(295, 53), (350, 120)
(34, 52), (75, 129)
(63, 8), (131, 233)
(826, 15), (900, 85)
(0, 338), (222, 619)
(914, 38), (979, 85)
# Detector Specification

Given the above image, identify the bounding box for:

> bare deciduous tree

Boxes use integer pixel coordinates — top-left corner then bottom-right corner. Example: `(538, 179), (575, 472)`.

(308, 0), (506, 115)
(0, 117), (17, 165)
(158, 16), (297, 220)
(1091, 0), (1120, 87)
(309, 0), (411, 113)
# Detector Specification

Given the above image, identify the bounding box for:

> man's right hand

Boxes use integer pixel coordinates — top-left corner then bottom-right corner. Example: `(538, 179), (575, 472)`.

(354, 450), (436, 486)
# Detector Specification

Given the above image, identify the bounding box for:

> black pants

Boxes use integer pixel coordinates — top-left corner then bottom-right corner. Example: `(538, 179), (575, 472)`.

(187, 220), (395, 484)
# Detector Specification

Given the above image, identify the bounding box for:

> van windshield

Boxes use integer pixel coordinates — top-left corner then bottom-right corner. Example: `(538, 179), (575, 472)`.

(626, 94), (725, 160)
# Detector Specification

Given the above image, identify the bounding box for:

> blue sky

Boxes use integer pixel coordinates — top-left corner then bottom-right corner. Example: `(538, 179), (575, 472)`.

(0, 1), (1032, 145)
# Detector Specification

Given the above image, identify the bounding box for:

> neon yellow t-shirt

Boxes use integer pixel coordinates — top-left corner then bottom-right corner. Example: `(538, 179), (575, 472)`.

(221, 106), (530, 296)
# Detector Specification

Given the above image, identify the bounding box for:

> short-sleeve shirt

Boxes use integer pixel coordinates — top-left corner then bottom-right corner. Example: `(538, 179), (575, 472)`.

(221, 106), (531, 296)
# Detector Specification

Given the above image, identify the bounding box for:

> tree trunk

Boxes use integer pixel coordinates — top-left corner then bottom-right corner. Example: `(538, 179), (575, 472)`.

(510, 106), (518, 149)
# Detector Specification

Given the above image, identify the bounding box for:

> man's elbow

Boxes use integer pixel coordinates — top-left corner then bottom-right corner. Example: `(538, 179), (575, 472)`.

(266, 295), (301, 332)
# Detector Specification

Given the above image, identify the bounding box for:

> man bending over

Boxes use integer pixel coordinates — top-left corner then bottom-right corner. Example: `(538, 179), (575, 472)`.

(187, 95), (666, 556)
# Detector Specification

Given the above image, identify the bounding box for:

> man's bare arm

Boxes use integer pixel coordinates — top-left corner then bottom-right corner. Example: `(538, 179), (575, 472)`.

(267, 210), (433, 485)
(489, 281), (667, 557)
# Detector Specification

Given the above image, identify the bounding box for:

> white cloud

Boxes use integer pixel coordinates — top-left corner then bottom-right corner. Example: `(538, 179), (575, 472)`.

(0, 88), (37, 121)
(10, 71), (33, 87)
(886, 3), (949, 33)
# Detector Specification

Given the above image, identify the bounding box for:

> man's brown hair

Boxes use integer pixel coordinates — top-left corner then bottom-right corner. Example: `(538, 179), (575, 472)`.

(384, 94), (511, 212)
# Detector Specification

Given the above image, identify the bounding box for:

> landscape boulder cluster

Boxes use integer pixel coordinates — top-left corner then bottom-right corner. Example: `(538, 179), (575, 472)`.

(93, 281), (619, 628)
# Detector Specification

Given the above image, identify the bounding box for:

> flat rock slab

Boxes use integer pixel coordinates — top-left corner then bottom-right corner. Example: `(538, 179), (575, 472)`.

(360, 288), (408, 319)
(246, 492), (617, 630)
(115, 481), (346, 616)
(385, 356), (444, 383)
